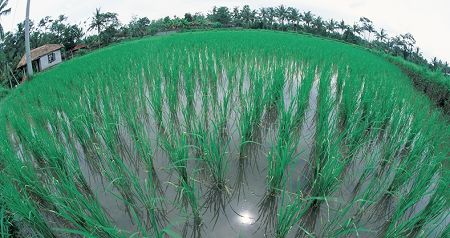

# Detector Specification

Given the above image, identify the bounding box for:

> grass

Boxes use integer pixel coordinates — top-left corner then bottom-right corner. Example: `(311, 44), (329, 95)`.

(383, 54), (450, 91)
(381, 53), (450, 114)
(0, 85), (8, 101)
(0, 30), (448, 237)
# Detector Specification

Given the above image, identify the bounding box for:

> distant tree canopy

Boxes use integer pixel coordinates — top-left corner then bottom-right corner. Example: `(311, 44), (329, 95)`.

(1, 4), (449, 88)
(208, 7), (232, 26)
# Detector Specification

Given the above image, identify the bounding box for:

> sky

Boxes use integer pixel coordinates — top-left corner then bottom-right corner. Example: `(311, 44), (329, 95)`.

(1, 0), (449, 63)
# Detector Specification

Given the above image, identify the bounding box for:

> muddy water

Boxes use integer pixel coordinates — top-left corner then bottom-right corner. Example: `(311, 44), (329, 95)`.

(11, 58), (446, 238)
(69, 62), (322, 237)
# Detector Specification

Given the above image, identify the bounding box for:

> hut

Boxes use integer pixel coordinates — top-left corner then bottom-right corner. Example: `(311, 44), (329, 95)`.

(17, 44), (64, 73)
(68, 44), (88, 58)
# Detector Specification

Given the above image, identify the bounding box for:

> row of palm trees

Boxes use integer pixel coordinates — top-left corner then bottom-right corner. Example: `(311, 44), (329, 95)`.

(1, 2), (449, 79)
(153, 5), (394, 50)
(211, 5), (380, 40)
(156, 5), (421, 63)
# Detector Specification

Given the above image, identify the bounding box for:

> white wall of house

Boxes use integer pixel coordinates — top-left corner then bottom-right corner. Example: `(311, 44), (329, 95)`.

(38, 50), (62, 71)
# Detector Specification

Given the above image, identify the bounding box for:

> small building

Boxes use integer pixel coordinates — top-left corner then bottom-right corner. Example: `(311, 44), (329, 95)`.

(17, 44), (64, 73)
(68, 44), (88, 58)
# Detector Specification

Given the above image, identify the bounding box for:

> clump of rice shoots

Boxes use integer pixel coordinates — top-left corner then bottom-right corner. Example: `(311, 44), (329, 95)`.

(0, 31), (448, 237)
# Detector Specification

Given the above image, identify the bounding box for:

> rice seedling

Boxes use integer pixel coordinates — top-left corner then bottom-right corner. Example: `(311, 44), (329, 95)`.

(0, 203), (11, 238)
(266, 98), (299, 195)
(0, 30), (448, 237)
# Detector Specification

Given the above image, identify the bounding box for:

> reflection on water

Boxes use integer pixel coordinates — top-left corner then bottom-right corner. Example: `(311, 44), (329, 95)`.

(7, 54), (447, 238)
(237, 210), (255, 225)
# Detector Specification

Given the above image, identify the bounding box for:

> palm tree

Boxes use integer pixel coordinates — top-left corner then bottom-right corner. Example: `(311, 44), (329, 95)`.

(276, 5), (287, 26)
(302, 11), (314, 28)
(240, 5), (255, 28)
(375, 28), (388, 43)
(232, 7), (241, 26)
(267, 7), (276, 28)
(351, 23), (361, 37)
(359, 17), (375, 41)
(0, 0), (11, 39)
(88, 8), (107, 35)
(259, 8), (269, 28)
(287, 7), (300, 27)
(326, 19), (337, 34)
(312, 16), (324, 33)
(338, 20), (348, 34)
(431, 57), (439, 71)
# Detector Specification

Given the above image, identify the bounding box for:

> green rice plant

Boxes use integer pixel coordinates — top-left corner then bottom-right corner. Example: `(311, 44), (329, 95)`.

(266, 98), (299, 195)
(321, 139), (389, 236)
(264, 62), (287, 108)
(274, 188), (312, 238)
(116, 85), (166, 235)
(1, 181), (53, 237)
(163, 60), (181, 122)
(386, 176), (448, 237)
(0, 30), (448, 237)
(160, 127), (200, 222)
(148, 68), (164, 128)
(210, 67), (234, 137)
(292, 63), (316, 128)
(2, 115), (120, 237)
(192, 122), (229, 190)
(308, 66), (345, 200)
(0, 204), (11, 238)
(381, 160), (441, 237)
(238, 67), (265, 144)
(181, 62), (197, 130)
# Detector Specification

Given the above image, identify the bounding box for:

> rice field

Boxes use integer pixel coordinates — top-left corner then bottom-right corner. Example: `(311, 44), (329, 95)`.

(0, 30), (448, 237)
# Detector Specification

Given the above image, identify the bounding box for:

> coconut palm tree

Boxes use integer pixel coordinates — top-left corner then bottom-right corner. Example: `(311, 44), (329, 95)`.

(267, 7), (276, 28)
(287, 7), (300, 27)
(240, 5), (255, 28)
(88, 8), (107, 35)
(0, 0), (12, 39)
(375, 28), (388, 43)
(312, 16), (324, 33)
(326, 19), (337, 34)
(259, 8), (269, 28)
(276, 5), (287, 26)
(359, 17), (375, 41)
(338, 20), (348, 34)
(302, 11), (314, 28)
(232, 7), (241, 26)
(351, 23), (362, 37)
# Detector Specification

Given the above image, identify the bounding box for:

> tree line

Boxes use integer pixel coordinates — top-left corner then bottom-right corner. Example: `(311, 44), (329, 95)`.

(1, 3), (449, 88)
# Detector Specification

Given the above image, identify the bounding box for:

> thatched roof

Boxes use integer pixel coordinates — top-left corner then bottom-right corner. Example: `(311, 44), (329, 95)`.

(69, 44), (88, 52)
(17, 44), (64, 69)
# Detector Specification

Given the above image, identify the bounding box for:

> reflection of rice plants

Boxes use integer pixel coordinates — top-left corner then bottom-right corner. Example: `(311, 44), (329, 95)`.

(0, 31), (448, 237)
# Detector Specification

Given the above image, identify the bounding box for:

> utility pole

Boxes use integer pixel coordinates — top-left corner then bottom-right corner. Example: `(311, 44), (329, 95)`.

(25, 0), (33, 77)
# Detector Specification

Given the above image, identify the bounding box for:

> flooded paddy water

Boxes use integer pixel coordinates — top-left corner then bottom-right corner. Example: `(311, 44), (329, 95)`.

(1, 31), (448, 238)
(73, 60), (321, 237)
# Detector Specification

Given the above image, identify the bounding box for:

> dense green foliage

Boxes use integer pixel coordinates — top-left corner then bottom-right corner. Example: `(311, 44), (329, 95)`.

(385, 54), (450, 91)
(1, 5), (449, 89)
(0, 85), (7, 100)
(381, 54), (450, 114)
(0, 31), (448, 237)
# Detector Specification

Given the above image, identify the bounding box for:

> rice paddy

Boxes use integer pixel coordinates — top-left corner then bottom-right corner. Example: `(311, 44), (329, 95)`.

(0, 30), (448, 237)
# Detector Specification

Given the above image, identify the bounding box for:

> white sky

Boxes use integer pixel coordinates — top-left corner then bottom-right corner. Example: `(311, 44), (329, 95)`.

(1, 0), (449, 63)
